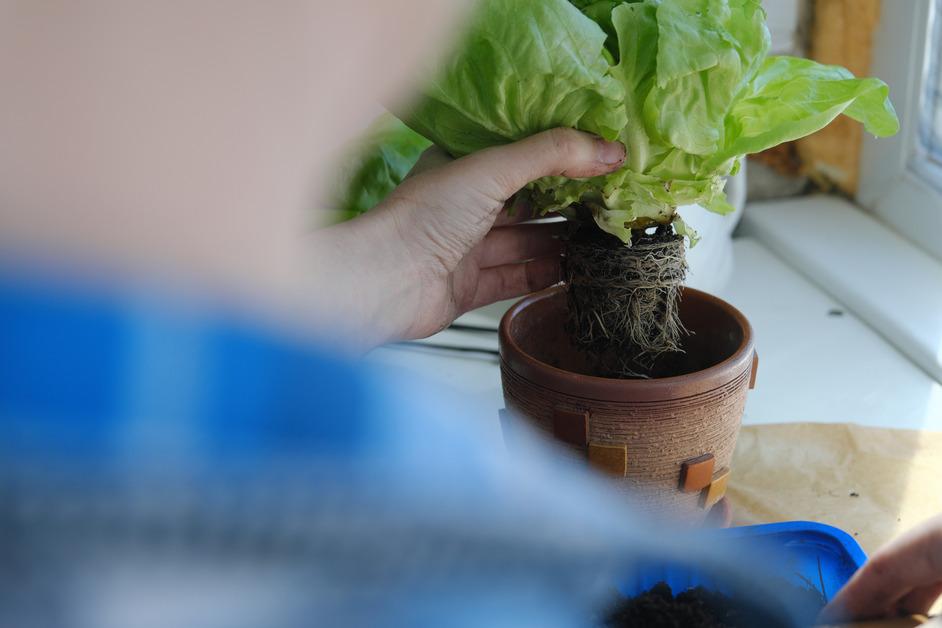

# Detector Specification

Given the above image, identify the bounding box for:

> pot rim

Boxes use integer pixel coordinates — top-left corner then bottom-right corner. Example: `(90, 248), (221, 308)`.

(499, 286), (756, 402)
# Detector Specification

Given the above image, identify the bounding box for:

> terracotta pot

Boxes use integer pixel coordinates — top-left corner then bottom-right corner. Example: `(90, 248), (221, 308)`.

(498, 286), (757, 523)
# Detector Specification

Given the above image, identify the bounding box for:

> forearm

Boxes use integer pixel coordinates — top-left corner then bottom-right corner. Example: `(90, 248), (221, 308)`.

(309, 207), (422, 351)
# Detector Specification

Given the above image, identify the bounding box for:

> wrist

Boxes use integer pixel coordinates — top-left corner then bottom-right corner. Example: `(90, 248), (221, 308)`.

(365, 205), (426, 343)
(311, 206), (422, 349)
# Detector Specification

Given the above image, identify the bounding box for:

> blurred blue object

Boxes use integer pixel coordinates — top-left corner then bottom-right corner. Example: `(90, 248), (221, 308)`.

(0, 267), (372, 468)
(0, 266), (832, 628)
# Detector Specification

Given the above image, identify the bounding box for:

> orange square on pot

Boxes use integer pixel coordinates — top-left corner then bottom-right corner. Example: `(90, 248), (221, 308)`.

(588, 442), (627, 477)
(680, 454), (715, 493)
(701, 469), (730, 509)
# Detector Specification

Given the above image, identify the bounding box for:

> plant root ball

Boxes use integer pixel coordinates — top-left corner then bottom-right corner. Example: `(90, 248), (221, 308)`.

(564, 222), (688, 379)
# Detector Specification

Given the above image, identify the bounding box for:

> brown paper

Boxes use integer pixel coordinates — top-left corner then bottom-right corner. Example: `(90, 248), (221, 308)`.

(729, 423), (942, 555)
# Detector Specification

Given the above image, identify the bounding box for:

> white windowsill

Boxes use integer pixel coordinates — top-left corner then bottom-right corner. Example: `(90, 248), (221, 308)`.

(738, 196), (942, 385)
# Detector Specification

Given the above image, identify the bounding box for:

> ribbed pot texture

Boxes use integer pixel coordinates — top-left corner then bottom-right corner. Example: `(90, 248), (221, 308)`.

(498, 286), (757, 523)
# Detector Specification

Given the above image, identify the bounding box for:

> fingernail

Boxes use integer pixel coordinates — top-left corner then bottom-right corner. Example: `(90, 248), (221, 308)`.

(597, 139), (626, 165)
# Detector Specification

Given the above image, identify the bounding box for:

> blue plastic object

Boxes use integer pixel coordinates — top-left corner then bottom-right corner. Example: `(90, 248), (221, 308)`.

(0, 268), (376, 468)
(0, 269), (872, 627)
(619, 520), (867, 604)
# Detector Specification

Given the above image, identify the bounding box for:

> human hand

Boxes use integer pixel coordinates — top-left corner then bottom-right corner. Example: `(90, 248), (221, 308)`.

(316, 128), (626, 347)
(820, 515), (942, 622)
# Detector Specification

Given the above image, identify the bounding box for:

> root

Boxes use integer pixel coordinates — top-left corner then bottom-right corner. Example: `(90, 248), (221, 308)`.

(564, 222), (688, 379)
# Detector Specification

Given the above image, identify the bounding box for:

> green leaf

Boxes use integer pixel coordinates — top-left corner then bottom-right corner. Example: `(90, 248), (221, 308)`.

(705, 55), (900, 170)
(645, 0), (770, 156)
(672, 215), (701, 247)
(575, 1), (621, 60)
(400, 0), (627, 156)
(703, 192), (736, 216)
(330, 114), (431, 222)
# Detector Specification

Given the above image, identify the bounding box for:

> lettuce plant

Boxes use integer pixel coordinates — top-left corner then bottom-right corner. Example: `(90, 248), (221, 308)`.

(400, 0), (898, 243)
(335, 0), (898, 377)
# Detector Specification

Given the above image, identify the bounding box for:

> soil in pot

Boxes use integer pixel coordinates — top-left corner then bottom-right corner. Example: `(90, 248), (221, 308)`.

(600, 581), (826, 628)
(564, 221), (688, 379)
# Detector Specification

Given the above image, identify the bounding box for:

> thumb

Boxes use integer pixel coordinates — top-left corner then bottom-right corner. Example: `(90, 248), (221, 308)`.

(433, 128), (626, 206)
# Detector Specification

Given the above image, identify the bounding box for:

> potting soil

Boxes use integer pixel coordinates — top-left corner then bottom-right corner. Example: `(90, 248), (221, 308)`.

(602, 581), (825, 628)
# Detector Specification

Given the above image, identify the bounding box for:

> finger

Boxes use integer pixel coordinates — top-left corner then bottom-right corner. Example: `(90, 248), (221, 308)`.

(477, 222), (566, 268)
(469, 256), (562, 311)
(435, 128), (626, 207)
(899, 582), (942, 615)
(821, 515), (942, 621)
(822, 553), (913, 621)
(405, 145), (453, 179)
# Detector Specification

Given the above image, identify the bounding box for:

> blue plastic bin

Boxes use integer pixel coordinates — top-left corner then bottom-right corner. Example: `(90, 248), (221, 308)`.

(619, 521), (867, 605)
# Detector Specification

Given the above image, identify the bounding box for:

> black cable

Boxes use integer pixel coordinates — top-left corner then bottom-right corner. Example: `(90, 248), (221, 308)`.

(447, 322), (499, 334)
(391, 341), (500, 359)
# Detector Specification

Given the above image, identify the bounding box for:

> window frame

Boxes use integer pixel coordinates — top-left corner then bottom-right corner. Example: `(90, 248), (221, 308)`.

(858, 0), (942, 262)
